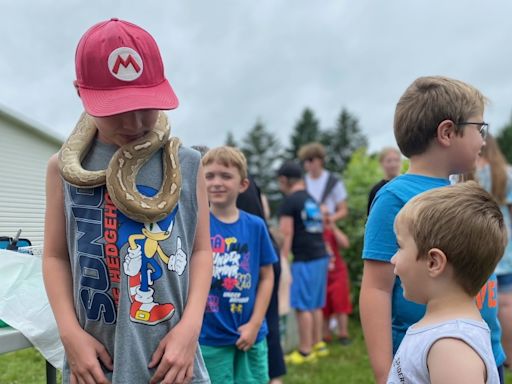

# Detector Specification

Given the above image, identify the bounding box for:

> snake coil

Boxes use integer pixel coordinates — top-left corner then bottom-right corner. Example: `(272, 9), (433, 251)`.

(58, 112), (181, 223)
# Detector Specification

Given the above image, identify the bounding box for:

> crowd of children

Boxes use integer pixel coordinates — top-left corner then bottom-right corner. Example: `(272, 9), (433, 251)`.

(42, 16), (512, 384)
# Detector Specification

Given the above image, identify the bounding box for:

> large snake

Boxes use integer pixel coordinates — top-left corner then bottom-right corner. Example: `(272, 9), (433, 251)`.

(58, 112), (181, 223)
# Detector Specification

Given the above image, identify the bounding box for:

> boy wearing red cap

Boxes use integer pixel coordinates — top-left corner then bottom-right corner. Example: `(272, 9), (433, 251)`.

(43, 19), (212, 384)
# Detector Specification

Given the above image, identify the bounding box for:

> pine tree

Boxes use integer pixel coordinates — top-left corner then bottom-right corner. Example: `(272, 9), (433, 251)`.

(225, 131), (238, 147)
(286, 108), (322, 159)
(240, 120), (282, 216)
(323, 108), (368, 173)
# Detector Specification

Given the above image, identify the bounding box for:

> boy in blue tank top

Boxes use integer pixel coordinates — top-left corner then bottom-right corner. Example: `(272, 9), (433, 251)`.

(387, 182), (504, 383)
(360, 76), (506, 383)
(199, 146), (277, 384)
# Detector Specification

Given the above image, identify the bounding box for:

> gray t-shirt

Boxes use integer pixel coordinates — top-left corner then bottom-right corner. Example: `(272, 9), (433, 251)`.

(387, 319), (499, 384)
(62, 140), (210, 383)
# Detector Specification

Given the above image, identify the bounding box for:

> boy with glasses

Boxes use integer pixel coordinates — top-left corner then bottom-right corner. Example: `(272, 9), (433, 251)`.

(360, 76), (506, 383)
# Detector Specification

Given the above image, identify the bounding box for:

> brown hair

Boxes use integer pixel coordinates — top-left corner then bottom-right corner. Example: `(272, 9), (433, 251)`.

(298, 142), (326, 161)
(479, 135), (508, 204)
(202, 146), (248, 180)
(394, 76), (486, 158)
(396, 181), (506, 296)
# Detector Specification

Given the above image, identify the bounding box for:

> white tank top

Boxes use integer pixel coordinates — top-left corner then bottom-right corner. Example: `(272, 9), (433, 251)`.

(387, 319), (499, 384)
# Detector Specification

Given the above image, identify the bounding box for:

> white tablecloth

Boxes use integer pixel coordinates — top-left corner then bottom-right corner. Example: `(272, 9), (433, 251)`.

(0, 250), (63, 368)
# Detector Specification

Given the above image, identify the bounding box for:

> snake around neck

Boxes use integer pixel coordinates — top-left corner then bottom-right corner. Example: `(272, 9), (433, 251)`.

(58, 112), (182, 223)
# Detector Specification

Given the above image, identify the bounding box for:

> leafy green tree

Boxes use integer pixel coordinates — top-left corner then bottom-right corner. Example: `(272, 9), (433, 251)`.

(240, 121), (283, 215)
(286, 108), (322, 159)
(323, 108), (368, 174)
(338, 148), (382, 316)
(496, 113), (512, 163)
(225, 131), (238, 147)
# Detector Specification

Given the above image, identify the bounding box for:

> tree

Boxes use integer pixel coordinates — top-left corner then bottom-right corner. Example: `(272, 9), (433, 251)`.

(323, 108), (368, 174)
(225, 131), (238, 147)
(496, 113), (512, 163)
(286, 108), (322, 159)
(240, 121), (283, 215)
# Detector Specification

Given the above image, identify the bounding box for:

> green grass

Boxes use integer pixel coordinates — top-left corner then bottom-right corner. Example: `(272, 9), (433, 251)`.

(283, 320), (372, 383)
(1, 321), (511, 383)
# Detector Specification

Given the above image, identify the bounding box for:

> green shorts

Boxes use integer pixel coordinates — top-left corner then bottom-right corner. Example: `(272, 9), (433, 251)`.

(200, 340), (269, 384)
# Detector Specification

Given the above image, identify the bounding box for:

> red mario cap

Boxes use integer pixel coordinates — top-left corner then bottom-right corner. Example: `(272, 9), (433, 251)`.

(75, 18), (178, 117)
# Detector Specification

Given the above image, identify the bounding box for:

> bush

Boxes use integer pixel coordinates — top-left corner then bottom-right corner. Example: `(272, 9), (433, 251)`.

(337, 148), (382, 317)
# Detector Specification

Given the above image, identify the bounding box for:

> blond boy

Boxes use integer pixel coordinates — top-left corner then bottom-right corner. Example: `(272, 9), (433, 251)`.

(388, 181), (505, 383)
(359, 76), (505, 383)
(199, 146), (276, 384)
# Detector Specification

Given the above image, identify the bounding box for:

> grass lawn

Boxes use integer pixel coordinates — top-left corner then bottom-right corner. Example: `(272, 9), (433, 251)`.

(1, 320), (511, 383)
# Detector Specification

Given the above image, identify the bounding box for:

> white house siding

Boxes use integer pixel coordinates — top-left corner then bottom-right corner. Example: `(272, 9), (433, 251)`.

(0, 108), (62, 246)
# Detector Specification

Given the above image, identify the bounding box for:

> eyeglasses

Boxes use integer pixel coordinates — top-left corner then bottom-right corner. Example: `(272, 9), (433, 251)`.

(304, 157), (316, 162)
(457, 121), (489, 139)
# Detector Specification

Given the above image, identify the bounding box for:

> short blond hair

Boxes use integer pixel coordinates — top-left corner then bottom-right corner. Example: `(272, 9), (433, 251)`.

(298, 142), (326, 161)
(396, 181), (506, 296)
(379, 147), (401, 163)
(394, 76), (486, 158)
(202, 146), (248, 180)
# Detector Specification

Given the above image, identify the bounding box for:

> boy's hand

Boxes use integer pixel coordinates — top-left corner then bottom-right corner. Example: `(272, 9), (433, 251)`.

(168, 237), (187, 275)
(148, 321), (197, 384)
(235, 322), (259, 352)
(63, 328), (113, 384)
(123, 244), (142, 276)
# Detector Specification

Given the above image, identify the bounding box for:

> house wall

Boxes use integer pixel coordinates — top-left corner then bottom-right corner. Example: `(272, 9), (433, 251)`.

(0, 110), (62, 246)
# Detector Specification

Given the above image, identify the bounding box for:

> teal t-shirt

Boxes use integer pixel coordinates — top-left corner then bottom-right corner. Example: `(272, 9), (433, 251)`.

(363, 174), (505, 366)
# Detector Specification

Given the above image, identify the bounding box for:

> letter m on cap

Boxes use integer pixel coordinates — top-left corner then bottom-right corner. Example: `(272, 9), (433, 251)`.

(112, 54), (141, 74)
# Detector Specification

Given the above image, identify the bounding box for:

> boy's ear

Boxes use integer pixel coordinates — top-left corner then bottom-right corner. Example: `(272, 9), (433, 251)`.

(426, 248), (448, 277)
(436, 120), (457, 147)
(73, 80), (81, 97)
(239, 177), (250, 193)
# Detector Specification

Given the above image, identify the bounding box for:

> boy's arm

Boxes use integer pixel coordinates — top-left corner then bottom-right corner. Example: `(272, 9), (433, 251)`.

(236, 264), (274, 351)
(331, 200), (348, 223)
(331, 224), (350, 249)
(43, 154), (113, 384)
(279, 215), (293, 260)
(427, 338), (487, 384)
(359, 190), (403, 384)
(359, 260), (395, 384)
(149, 163), (212, 384)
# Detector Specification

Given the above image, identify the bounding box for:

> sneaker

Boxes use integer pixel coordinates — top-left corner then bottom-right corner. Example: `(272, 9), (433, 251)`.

(313, 341), (329, 357)
(284, 350), (317, 365)
(339, 336), (352, 346)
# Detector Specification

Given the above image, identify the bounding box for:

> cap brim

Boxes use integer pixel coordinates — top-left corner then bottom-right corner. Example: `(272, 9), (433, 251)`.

(79, 79), (179, 117)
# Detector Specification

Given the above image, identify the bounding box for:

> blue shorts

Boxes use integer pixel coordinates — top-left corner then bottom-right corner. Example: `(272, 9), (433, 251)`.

(290, 256), (329, 311)
(497, 273), (512, 293)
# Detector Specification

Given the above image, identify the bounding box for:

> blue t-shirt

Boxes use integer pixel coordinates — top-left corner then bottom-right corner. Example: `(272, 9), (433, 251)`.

(200, 210), (278, 346)
(363, 174), (505, 365)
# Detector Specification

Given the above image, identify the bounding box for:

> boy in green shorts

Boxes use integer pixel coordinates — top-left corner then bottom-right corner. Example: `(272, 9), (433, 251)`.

(199, 146), (277, 383)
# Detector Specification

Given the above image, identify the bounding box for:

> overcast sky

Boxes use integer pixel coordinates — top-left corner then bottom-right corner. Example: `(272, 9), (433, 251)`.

(2, 1), (512, 153)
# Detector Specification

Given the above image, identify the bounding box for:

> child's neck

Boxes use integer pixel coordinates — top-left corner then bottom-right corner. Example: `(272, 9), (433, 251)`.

(289, 180), (306, 194)
(417, 291), (481, 327)
(407, 157), (451, 179)
(211, 203), (240, 223)
(407, 145), (466, 179)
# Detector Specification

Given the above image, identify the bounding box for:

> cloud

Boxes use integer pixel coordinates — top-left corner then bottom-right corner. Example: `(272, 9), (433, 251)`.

(2, 1), (512, 153)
